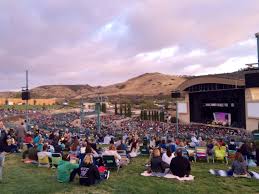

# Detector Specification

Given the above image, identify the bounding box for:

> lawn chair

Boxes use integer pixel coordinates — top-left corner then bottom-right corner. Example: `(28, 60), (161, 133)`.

(140, 146), (150, 155)
(102, 155), (120, 173)
(51, 153), (62, 168)
(187, 148), (195, 161)
(117, 150), (130, 165)
(0, 153), (5, 181)
(214, 146), (228, 165)
(37, 153), (50, 168)
(194, 147), (208, 162)
(117, 150), (127, 156)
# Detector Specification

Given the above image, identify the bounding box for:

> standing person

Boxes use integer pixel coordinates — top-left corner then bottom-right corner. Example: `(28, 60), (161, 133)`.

(0, 122), (7, 152)
(170, 148), (191, 177)
(16, 122), (26, 150)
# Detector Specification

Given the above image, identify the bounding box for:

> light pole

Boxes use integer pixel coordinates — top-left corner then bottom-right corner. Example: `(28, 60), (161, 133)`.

(96, 93), (102, 133)
(22, 70), (29, 131)
(80, 98), (84, 134)
(255, 32), (259, 68)
(176, 101), (179, 136)
(171, 91), (181, 137)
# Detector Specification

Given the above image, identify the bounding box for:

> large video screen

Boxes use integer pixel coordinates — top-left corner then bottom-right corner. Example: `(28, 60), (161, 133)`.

(213, 112), (231, 126)
(247, 102), (259, 118)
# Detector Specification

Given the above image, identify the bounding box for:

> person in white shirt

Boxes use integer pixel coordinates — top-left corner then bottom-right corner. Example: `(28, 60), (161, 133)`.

(102, 144), (121, 165)
(103, 135), (111, 145)
(162, 147), (175, 166)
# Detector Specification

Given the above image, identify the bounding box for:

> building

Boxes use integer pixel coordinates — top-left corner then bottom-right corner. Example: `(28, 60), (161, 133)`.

(0, 98), (57, 106)
(174, 69), (259, 132)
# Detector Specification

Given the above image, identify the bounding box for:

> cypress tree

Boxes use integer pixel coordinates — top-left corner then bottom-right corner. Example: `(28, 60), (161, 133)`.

(124, 103), (127, 116)
(115, 102), (118, 115)
(127, 104), (132, 117)
(120, 104), (123, 115)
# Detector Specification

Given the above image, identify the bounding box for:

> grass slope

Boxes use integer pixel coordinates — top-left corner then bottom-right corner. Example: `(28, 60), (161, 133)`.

(1, 154), (259, 194)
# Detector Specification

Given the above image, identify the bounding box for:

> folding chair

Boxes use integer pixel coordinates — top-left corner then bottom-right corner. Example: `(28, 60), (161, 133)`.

(187, 148), (195, 161)
(140, 146), (150, 155)
(214, 146), (228, 165)
(37, 153), (50, 168)
(51, 153), (62, 168)
(194, 147), (208, 163)
(117, 150), (129, 165)
(102, 155), (120, 173)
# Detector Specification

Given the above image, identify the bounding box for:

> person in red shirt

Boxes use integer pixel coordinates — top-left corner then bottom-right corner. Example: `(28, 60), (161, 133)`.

(24, 132), (33, 149)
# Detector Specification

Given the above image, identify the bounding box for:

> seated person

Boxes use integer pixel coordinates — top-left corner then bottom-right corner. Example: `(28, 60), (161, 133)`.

(159, 140), (167, 151)
(5, 135), (19, 153)
(168, 140), (177, 153)
(57, 154), (79, 183)
(162, 147), (174, 167)
(79, 154), (101, 186)
(22, 144), (38, 162)
(170, 148), (191, 177)
(230, 152), (248, 176)
(38, 144), (52, 160)
(150, 148), (165, 173)
(102, 144), (121, 165)
(24, 132), (33, 149)
(228, 139), (237, 151)
(116, 140), (127, 151)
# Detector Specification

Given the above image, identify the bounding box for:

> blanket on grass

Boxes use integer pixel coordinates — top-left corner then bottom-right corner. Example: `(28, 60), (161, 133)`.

(209, 169), (259, 180)
(141, 171), (195, 181)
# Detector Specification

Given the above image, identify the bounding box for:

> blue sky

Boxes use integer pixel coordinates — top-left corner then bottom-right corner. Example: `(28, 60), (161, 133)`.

(0, 0), (259, 91)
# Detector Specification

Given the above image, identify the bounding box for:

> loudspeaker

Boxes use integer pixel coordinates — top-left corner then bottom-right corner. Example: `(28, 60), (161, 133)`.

(22, 90), (30, 100)
(245, 72), (259, 88)
(171, 92), (181, 98)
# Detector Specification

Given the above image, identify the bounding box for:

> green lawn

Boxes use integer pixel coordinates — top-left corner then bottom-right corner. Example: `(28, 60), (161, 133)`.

(1, 154), (259, 194)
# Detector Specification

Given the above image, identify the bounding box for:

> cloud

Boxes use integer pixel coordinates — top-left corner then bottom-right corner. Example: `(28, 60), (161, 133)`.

(0, 0), (259, 91)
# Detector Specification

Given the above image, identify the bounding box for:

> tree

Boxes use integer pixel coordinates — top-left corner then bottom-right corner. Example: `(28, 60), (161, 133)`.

(101, 103), (107, 113)
(115, 102), (118, 115)
(148, 111), (151, 120)
(155, 111), (159, 121)
(151, 111), (154, 121)
(124, 103), (127, 116)
(127, 104), (132, 117)
(119, 104), (123, 115)
(33, 99), (37, 105)
(144, 110), (148, 120)
(160, 111), (164, 122)
(140, 110), (143, 120)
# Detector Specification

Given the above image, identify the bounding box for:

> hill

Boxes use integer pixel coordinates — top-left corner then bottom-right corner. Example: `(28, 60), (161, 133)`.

(0, 72), (186, 99)
(1, 69), (253, 99)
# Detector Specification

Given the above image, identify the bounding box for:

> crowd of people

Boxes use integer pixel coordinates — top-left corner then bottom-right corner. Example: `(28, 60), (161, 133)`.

(0, 110), (258, 185)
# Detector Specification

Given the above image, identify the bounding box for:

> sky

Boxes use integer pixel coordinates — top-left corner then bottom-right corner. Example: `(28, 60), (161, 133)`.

(0, 0), (259, 91)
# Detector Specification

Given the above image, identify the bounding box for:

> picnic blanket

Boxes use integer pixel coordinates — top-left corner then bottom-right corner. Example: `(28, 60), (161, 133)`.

(141, 171), (195, 181)
(209, 169), (259, 180)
